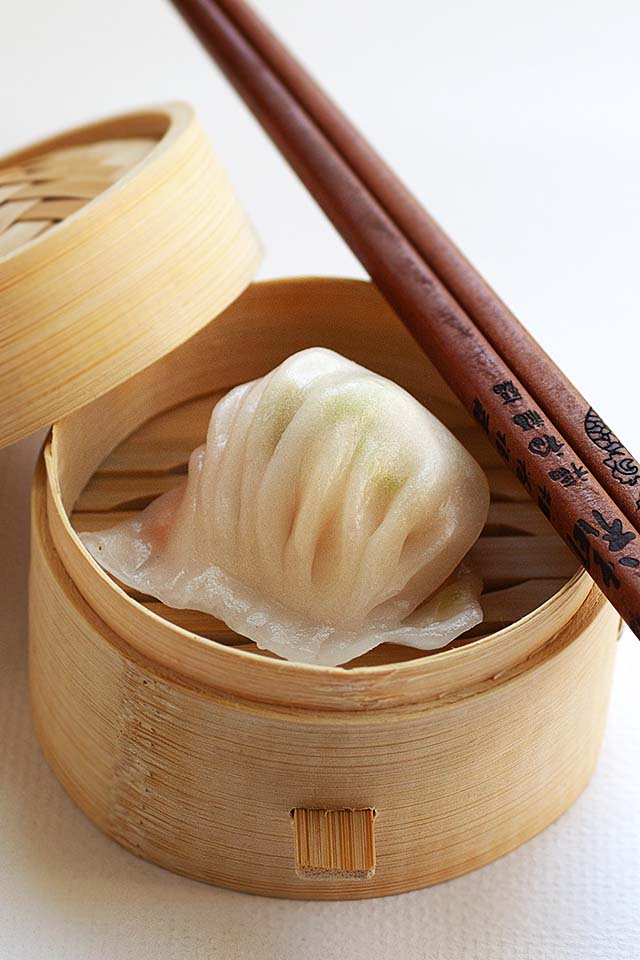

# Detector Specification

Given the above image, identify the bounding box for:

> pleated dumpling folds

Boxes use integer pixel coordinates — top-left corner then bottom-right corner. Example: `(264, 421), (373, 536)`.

(81, 348), (490, 666)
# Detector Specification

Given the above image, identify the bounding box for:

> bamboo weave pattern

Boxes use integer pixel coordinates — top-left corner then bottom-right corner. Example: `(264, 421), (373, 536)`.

(0, 138), (154, 257)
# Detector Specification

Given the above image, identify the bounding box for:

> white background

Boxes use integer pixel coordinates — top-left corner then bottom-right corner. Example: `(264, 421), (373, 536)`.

(1, 1), (639, 957)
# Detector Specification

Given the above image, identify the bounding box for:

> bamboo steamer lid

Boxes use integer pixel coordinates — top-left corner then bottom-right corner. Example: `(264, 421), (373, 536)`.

(0, 102), (262, 448)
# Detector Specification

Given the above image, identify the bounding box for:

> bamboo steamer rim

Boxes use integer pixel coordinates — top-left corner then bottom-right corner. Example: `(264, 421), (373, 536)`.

(0, 105), (177, 260)
(41, 276), (599, 714)
(0, 101), (262, 448)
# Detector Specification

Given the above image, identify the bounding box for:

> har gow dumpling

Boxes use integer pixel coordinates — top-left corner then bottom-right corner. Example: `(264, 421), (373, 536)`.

(81, 348), (490, 666)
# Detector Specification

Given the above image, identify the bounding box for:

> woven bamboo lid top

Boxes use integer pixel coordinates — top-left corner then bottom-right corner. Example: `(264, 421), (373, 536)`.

(0, 102), (262, 448)
(0, 138), (155, 258)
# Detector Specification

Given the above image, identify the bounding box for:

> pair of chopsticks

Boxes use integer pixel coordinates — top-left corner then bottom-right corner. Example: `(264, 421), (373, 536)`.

(170, 0), (640, 639)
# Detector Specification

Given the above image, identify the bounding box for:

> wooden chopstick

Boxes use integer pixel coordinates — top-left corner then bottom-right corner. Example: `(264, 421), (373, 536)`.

(214, 0), (640, 535)
(170, 0), (640, 639)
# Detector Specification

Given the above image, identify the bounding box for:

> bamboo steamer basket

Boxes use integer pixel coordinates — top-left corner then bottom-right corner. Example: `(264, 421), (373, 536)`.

(0, 102), (261, 448)
(30, 277), (620, 900)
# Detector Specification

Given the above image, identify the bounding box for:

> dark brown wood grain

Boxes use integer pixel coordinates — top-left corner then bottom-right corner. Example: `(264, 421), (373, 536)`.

(212, 0), (640, 527)
(213, 0), (640, 533)
(169, 0), (640, 639)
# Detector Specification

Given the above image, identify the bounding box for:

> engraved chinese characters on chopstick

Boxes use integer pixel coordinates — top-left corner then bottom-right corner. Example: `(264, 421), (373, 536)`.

(397, 301), (640, 635)
(478, 383), (640, 597)
(584, 407), (640, 498)
(170, 0), (640, 638)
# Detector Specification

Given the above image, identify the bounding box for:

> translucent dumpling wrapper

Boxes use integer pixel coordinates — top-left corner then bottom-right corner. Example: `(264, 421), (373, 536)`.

(81, 348), (490, 666)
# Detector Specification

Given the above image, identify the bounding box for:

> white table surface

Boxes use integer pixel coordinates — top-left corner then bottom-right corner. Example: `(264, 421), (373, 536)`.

(1, 1), (639, 957)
